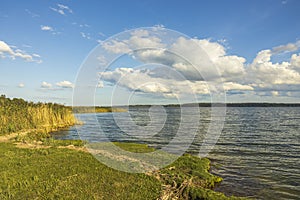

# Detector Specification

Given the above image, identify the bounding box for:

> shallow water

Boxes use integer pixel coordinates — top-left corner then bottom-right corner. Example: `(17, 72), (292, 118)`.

(52, 107), (300, 200)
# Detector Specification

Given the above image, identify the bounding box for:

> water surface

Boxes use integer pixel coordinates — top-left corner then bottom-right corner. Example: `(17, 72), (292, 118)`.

(52, 107), (300, 200)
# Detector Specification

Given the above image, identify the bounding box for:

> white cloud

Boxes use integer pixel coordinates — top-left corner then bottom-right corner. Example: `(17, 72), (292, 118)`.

(25, 9), (39, 18)
(79, 24), (90, 28)
(50, 4), (73, 15)
(249, 49), (300, 85)
(124, 37), (246, 82)
(100, 68), (179, 96)
(80, 32), (91, 40)
(169, 37), (246, 81)
(0, 40), (41, 63)
(97, 55), (108, 66)
(129, 32), (164, 49)
(291, 53), (300, 72)
(98, 29), (300, 99)
(41, 81), (52, 88)
(22, 44), (32, 48)
(97, 81), (104, 88)
(0, 40), (14, 54)
(272, 40), (300, 54)
(56, 81), (74, 88)
(245, 44), (300, 99)
(41, 81), (75, 90)
(152, 24), (165, 31)
(32, 53), (41, 58)
(101, 29), (165, 54)
(57, 4), (73, 13)
(40, 26), (60, 35)
(50, 7), (64, 15)
(99, 67), (252, 98)
(215, 55), (246, 78)
(271, 91), (279, 96)
(98, 32), (106, 37)
(41, 25), (53, 31)
(18, 83), (25, 88)
(102, 39), (131, 54)
(223, 82), (253, 91)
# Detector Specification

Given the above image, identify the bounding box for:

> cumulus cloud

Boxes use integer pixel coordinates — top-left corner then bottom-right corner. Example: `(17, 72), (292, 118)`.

(56, 81), (74, 88)
(169, 37), (246, 81)
(290, 53), (300, 73)
(249, 49), (300, 86)
(41, 81), (52, 88)
(102, 33), (246, 82)
(50, 4), (73, 15)
(0, 40), (42, 63)
(99, 67), (252, 98)
(98, 29), (300, 99)
(102, 30), (165, 54)
(102, 40), (131, 54)
(246, 41), (300, 98)
(100, 68), (202, 97)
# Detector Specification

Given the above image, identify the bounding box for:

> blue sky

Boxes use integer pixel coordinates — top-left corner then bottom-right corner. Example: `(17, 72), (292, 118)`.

(1, 0), (300, 105)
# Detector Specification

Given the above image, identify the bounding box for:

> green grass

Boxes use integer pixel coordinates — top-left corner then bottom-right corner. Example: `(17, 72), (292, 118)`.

(13, 130), (86, 147)
(113, 142), (156, 153)
(0, 142), (161, 200)
(159, 154), (247, 200)
(85, 142), (250, 199)
(0, 140), (250, 199)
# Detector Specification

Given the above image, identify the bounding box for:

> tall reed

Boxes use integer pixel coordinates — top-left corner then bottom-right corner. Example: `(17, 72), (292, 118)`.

(0, 95), (76, 135)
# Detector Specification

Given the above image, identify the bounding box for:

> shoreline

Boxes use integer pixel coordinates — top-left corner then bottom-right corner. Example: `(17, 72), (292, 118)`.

(0, 129), (250, 200)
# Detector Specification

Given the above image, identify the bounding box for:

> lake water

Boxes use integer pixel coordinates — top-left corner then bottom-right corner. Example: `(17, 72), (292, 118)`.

(52, 107), (300, 200)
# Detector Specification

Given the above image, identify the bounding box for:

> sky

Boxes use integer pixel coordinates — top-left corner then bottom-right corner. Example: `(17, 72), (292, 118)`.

(1, 0), (300, 105)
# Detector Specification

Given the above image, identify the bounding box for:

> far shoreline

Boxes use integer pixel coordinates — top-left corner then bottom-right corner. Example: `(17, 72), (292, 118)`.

(71, 103), (300, 113)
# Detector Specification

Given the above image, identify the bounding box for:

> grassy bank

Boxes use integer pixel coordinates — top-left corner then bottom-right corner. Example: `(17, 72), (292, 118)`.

(0, 135), (249, 199)
(0, 96), (249, 199)
(0, 142), (160, 200)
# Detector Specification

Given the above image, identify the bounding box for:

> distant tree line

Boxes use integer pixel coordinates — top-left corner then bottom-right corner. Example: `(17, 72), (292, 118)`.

(164, 103), (300, 107)
(0, 95), (76, 135)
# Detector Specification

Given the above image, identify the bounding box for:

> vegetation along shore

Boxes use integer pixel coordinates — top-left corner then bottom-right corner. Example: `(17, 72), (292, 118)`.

(0, 95), (250, 199)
